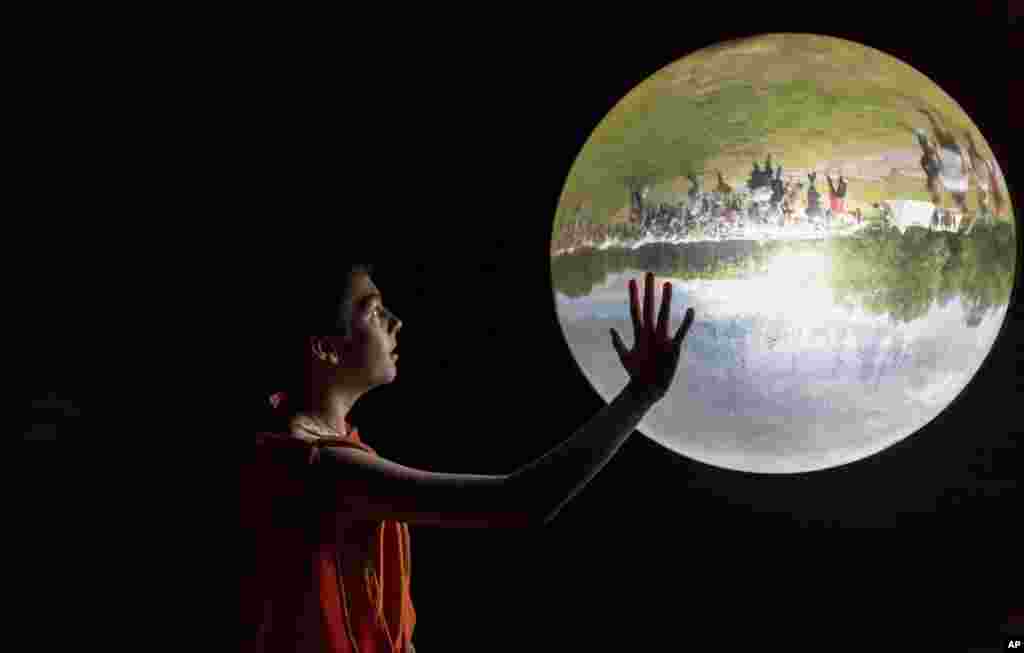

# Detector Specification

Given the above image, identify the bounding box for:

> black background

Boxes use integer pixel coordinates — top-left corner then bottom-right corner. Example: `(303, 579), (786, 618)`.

(224, 7), (1023, 651)
(11, 4), (1018, 651)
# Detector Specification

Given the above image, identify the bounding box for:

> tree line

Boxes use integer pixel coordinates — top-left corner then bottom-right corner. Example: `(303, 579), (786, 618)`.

(552, 223), (1015, 328)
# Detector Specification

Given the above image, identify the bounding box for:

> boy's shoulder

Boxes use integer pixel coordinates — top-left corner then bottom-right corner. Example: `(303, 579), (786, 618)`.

(253, 429), (374, 463)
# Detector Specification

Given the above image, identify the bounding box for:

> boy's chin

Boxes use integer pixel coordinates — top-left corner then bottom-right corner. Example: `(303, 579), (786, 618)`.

(375, 366), (398, 384)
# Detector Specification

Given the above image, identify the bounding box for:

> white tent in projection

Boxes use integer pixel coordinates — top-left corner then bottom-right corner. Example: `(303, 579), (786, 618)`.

(883, 199), (936, 232)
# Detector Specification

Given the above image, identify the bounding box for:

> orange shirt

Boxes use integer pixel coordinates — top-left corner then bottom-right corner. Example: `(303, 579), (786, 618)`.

(243, 423), (416, 652)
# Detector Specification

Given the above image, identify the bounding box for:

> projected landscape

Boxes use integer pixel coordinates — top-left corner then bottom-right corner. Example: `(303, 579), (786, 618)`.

(550, 33), (1015, 473)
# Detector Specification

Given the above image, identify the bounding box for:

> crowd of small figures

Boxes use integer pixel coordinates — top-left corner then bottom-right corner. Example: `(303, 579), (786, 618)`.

(550, 220), (642, 256)
(552, 141), (1009, 257)
(551, 190), (875, 257)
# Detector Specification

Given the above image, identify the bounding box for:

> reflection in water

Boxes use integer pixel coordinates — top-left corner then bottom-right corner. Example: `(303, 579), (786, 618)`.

(547, 33), (1016, 473)
(553, 225), (1014, 473)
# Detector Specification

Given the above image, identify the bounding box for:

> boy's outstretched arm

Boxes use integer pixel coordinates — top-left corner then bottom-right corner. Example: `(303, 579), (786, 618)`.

(507, 272), (695, 525)
(317, 272), (694, 529)
(505, 378), (662, 526)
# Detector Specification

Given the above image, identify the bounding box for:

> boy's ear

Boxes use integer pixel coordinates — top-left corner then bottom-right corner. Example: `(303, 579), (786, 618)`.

(311, 336), (343, 365)
(310, 336), (329, 361)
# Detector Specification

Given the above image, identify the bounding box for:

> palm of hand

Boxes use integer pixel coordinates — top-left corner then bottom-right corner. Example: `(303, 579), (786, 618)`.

(610, 272), (696, 402)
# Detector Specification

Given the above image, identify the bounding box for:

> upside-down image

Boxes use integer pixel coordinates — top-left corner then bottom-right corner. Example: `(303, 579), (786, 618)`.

(551, 33), (1015, 473)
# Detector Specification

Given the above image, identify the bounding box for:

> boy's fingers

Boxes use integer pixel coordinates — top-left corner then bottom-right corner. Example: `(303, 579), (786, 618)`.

(610, 328), (628, 362)
(657, 282), (672, 340)
(644, 272), (655, 333)
(629, 279), (642, 335)
(674, 308), (695, 347)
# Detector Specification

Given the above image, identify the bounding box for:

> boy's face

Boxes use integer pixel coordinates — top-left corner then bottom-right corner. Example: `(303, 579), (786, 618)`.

(333, 272), (402, 388)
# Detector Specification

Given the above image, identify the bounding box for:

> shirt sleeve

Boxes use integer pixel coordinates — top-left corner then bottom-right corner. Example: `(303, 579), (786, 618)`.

(250, 432), (373, 503)
(247, 433), (325, 510)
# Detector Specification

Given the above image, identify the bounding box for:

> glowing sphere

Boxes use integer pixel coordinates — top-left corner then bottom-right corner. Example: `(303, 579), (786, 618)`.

(550, 33), (1015, 473)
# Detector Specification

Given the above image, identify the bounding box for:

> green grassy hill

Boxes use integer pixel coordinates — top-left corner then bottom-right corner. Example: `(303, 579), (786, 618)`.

(554, 33), (1012, 233)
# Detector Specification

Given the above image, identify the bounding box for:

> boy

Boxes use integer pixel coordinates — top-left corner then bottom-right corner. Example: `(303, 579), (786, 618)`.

(244, 265), (696, 652)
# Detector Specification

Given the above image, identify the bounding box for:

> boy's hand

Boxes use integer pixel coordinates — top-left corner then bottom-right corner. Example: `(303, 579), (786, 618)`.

(610, 272), (695, 404)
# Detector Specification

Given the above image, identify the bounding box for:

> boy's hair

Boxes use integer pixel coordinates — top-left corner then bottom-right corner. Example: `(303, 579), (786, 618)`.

(255, 263), (375, 431)
(294, 260), (374, 349)
(322, 263), (375, 339)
